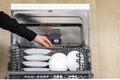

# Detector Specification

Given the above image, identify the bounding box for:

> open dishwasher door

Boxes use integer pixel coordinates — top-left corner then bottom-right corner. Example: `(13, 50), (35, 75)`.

(6, 4), (93, 79)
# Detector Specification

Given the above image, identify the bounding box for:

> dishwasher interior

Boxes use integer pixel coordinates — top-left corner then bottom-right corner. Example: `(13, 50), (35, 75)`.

(6, 4), (93, 79)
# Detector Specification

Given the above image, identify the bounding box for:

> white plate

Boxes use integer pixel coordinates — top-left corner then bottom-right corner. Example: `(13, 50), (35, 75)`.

(24, 55), (50, 61)
(66, 50), (79, 71)
(24, 48), (51, 54)
(22, 61), (49, 67)
(49, 53), (67, 71)
(23, 68), (50, 71)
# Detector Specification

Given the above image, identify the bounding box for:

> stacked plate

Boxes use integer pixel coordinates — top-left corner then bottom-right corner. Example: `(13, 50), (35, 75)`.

(22, 48), (51, 71)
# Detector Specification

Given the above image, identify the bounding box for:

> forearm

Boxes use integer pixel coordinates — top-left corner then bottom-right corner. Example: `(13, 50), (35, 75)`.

(0, 11), (37, 41)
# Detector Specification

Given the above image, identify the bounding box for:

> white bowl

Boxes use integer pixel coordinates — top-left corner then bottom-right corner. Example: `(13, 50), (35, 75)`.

(24, 48), (51, 55)
(24, 55), (50, 61)
(22, 61), (49, 67)
(49, 53), (67, 71)
(66, 50), (79, 71)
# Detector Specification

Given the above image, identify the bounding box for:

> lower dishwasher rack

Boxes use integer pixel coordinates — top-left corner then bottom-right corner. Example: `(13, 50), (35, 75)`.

(6, 42), (93, 79)
(7, 71), (93, 79)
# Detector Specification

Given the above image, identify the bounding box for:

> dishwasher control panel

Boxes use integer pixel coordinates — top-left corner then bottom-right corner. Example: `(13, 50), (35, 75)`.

(46, 29), (62, 45)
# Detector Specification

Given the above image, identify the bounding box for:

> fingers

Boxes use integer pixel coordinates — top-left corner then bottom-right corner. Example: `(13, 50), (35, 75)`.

(42, 36), (53, 47)
(41, 40), (50, 48)
(33, 35), (53, 47)
(44, 37), (53, 47)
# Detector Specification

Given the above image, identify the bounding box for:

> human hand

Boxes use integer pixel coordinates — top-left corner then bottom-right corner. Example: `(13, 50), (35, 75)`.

(33, 35), (53, 47)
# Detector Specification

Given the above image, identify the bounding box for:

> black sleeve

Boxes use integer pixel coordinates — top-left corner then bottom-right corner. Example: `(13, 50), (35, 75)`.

(0, 11), (37, 41)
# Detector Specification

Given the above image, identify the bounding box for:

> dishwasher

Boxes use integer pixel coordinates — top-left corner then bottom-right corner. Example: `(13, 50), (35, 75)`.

(6, 4), (93, 79)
